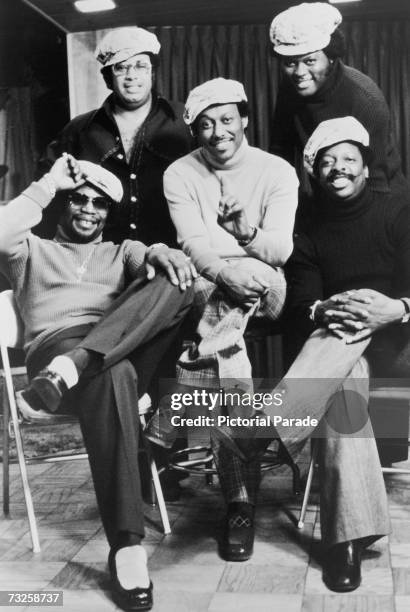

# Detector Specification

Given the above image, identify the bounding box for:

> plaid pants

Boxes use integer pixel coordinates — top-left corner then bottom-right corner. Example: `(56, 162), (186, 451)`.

(177, 258), (286, 504)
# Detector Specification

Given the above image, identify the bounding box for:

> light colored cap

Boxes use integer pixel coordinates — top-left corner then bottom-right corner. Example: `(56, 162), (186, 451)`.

(183, 78), (247, 125)
(270, 2), (342, 56)
(95, 27), (160, 67)
(303, 116), (370, 175)
(78, 161), (124, 203)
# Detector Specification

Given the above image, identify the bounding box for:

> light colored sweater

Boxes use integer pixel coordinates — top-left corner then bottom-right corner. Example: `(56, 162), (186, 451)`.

(164, 139), (299, 282)
(0, 181), (147, 355)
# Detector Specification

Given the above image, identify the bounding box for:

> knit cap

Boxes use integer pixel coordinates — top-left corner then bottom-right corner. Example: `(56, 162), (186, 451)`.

(270, 2), (342, 56)
(183, 78), (247, 125)
(95, 27), (160, 67)
(303, 117), (370, 175)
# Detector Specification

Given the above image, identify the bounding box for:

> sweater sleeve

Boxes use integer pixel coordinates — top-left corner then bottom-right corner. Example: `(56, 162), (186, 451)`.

(0, 181), (53, 272)
(164, 164), (227, 281)
(243, 160), (298, 266)
(390, 204), (410, 298)
(285, 233), (324, 339)
(122, 240), (149, 279)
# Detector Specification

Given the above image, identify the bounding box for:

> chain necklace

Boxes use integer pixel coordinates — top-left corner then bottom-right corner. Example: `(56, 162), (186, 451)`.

(74, 245), (97, 282)
(53, 240), (97, 282)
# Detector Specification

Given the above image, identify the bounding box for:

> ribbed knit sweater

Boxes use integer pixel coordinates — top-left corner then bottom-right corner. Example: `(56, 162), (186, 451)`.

(271, 60), (409, 199)
(0, 181), (147, 355)
(164, 139), (299, 281)
(285, 186), (410, 340)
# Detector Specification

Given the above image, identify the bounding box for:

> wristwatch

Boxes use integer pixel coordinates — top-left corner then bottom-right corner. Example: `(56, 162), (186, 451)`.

(399, 298), (410, 323)
(238, 225), (257, 247)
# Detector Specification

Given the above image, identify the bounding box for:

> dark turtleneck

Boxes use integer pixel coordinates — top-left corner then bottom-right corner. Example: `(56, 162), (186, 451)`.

(285, 185), (410, 340)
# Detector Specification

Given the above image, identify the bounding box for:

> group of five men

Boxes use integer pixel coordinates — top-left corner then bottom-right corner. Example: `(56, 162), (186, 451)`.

(1, 2), (409, 610)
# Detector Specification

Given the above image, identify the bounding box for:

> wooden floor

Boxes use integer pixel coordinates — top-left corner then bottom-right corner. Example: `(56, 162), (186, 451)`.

(1, 456), (410, 612)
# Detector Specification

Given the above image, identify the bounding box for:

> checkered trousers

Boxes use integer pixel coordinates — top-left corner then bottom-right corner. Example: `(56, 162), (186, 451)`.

(176, 258), (286, 388)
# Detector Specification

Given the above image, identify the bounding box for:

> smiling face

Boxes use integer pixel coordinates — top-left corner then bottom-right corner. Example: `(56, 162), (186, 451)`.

(281, 50), (332, 97)
(59, 185), (111, 243)
(196, 103), (248, 165)
(317, 142), (368, 201)
(111, 52), (153, 110)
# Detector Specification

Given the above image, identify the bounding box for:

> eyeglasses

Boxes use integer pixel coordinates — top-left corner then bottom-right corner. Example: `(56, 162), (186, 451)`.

(112, 60), (152, 77)
(68, 193), (111, 209)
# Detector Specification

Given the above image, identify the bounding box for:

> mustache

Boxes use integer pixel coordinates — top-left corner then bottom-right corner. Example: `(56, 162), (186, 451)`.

(327, 170), (355, 182)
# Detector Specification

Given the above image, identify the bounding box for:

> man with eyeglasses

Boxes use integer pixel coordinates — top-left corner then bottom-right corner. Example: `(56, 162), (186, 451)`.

(38, 27), (192, 247)
(0, 154), (195, 612)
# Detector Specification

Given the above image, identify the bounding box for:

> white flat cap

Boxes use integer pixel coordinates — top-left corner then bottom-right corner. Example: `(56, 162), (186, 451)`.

(303, 117), (370, 175)
(183, 78), (247, 125)
(95, 27), (160, 67)
(270, 2), (342, 56)
(78, 161), (124, 203)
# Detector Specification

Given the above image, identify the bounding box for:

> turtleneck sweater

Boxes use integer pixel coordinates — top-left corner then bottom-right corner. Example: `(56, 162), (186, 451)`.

(271, 60), (409, 199)
(164, 138), (299, 281)
(0, 181), (147, 356)
(285, 186), (410, 339)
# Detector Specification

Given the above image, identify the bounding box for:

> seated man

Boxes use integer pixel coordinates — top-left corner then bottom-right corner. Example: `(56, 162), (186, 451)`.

(147, 78), (299, 561)
(210, 116), (409, 591)
(0, 155), (194, 612)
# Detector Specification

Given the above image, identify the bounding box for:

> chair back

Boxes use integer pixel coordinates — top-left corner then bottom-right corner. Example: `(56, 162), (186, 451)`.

(0, 290), (24, 349)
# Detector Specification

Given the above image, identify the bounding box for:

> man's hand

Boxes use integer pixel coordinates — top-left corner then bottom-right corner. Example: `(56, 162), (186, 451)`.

(48, 154), (85, 192)
(217, 176), (255, 242)
(315, 289), (405, 343)
(216, 265), (269, 309)
(145, 246), (198, 290)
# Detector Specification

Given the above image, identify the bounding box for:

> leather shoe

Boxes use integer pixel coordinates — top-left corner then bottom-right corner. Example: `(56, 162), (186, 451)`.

(28, 369), (68, 413)
(108, 548), (153, 611)
(323, 540), (362, 592)
(220, 502), (255, 562)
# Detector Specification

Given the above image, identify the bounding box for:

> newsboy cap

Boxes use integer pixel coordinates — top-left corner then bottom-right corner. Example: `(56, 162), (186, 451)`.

(303, 116), (370, 176)
(183, 78), (248, 125)
(270, 2), (342, 56)
(78, 161), (124, 203)
(95, 27), (160, 67)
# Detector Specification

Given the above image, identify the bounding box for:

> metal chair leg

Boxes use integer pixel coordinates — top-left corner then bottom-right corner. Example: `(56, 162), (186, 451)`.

(2, 383), (10, 516)
(139, 412), (171, 535)
(297, 440), (318, 529)
(148, 456), (171, 535)
(1, 345), (41, 552)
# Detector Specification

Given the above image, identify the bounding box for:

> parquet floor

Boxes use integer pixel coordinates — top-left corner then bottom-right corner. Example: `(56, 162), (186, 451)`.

(1, 456), (410, 612)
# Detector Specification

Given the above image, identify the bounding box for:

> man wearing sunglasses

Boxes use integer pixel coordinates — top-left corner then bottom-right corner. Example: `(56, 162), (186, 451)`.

(38, 27), (192, 247)
(0, 155), (195, 612)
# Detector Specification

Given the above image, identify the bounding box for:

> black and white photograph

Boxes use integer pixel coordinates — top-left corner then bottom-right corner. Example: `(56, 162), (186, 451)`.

(1, 1), (410, 610)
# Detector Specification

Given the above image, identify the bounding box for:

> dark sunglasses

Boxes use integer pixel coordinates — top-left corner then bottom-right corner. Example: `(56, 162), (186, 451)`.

(68, 193), (111, 209)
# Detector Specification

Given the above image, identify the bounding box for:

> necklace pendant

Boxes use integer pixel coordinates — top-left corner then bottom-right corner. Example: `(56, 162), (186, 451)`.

(76, 264), (86, 280)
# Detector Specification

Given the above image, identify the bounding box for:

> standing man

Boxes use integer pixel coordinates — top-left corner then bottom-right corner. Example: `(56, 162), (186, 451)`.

(39, 27), (192, 246)
(269, 2), (409, 206)
(0, 155), (194, 611)
(147, 78), (299, 562)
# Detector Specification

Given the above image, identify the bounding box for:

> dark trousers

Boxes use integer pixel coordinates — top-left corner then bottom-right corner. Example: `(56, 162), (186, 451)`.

(26, 274), (193, 547)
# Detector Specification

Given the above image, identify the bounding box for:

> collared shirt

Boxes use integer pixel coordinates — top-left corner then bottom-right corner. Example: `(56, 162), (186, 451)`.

(39, 94), (193, 246)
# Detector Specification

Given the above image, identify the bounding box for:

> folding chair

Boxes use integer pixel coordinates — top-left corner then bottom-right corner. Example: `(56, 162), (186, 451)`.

(0, 290), (170, 553)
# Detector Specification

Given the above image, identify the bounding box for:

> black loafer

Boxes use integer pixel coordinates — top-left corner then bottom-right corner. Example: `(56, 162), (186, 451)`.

(29, 369), (68, 413)
(220, 502), (255, 562)
(323, 539), (362, 592)
(108, 548), (153, 611)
